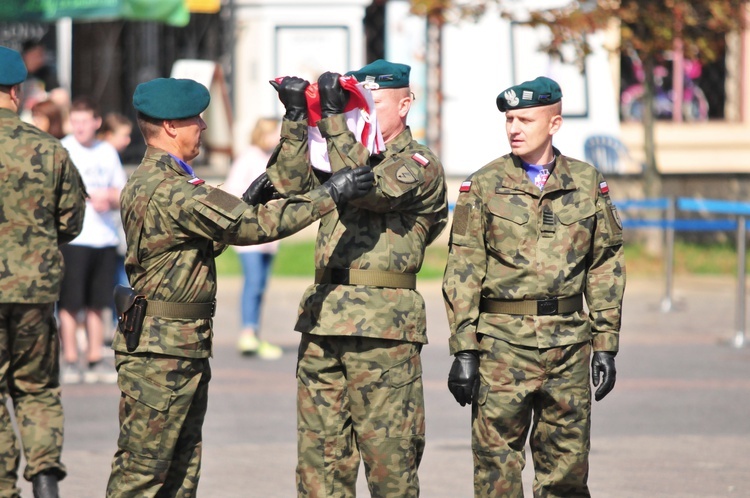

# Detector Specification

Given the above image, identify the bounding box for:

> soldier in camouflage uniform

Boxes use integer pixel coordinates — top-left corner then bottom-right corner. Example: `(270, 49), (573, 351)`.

(266, 60), (448, 497)
(444, 76), (624, 497)
(105, 77), (373, 498)
(0, 46), (87, 498)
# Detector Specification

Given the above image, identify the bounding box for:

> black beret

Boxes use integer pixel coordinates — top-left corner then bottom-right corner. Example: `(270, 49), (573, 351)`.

(0, 46), (28, 86)
(497, 76), (562, 112)
(133, 78), (210, 119)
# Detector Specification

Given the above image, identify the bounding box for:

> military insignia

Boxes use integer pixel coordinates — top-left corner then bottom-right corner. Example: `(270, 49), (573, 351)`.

(411, 152), (429, 166)
(522, 90), (533, 100)
(504, 89), (519, 107)
(459, 181), (472, 192)
(396, 165), (417, 184)
(188, 177), (205, 186)
(599, 181), (609, 194)
(363, 75), (380, 90)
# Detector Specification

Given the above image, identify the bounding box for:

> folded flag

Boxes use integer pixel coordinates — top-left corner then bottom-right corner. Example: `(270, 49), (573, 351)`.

(274, 75), (385, 172)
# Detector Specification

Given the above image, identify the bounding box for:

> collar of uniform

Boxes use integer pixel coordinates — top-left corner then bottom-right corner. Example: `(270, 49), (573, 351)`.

(0, 107), (20, 120)
(504, 154), (540, 197)
(168, 153), (196, 177)
(144, 146), (192, 177)
(505, 147), (576, 196)
(384, 126), (413, 155)
(540, 148), (577, 194)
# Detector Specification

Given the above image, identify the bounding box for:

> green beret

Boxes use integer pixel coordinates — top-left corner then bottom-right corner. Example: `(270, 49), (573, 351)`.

(133, 78), (210, 119)
(346, 59), (410, 89)
(496, 76), (562, 112)
(0, 46), (28, 86)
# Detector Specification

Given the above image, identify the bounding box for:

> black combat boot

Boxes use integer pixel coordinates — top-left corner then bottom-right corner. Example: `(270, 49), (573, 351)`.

(31, 471), (59, 498)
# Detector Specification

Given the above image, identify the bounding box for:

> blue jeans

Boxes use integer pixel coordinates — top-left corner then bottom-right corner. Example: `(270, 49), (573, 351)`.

(239, 252), (275, 330)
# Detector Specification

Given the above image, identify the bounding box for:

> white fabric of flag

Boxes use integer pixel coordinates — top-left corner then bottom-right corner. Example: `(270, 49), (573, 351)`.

(305, 76), (385, 172)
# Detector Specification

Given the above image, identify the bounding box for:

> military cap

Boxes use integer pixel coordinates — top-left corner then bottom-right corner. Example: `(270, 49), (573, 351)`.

(496, 76), (562, 112)
(346, 59), (410, 89)
(133, 78), (210, 119)
(0, 46), (28, 86)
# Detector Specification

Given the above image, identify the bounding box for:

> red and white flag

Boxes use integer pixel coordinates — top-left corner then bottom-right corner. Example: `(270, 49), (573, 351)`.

(274, 75), (385, 172)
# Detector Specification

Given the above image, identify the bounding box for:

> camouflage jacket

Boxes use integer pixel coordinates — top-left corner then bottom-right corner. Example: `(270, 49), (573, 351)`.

(114, 146), (336, 358)
(443, 151), (625, 354)
(267, 115), (448, 344)
(0, 108), (86, 304)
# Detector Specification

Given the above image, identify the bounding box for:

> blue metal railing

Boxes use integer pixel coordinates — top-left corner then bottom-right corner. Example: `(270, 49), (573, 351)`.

(616, 196), (749, 347)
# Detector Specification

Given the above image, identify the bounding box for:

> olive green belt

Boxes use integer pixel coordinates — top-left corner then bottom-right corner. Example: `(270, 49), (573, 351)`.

(315, 269), (416, 289)
(145, 300), (216, 319)
(480, 294), (583, 316)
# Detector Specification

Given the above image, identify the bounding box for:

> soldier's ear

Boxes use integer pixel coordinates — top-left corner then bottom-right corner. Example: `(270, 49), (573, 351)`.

(162, 119), (178, 138)
(548, 114), (563, 136)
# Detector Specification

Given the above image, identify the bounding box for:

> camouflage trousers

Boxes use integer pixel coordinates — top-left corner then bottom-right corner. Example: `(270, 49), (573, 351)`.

(296, 334), (425, 497)
(106, 353), (210, 498)
(473, 336), (592, 498)
(0, 303), (66, 498)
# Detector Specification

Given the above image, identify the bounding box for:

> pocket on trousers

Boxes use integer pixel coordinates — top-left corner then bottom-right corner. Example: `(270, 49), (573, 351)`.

(385, 352), (425, 437)
(476, 381), (490, 406)
(117, 366), (174, 459)
(387, 352), (422, 388)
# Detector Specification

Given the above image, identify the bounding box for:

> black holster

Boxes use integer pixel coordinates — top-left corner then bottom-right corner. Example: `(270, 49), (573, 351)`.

(113, 284), (146, 352)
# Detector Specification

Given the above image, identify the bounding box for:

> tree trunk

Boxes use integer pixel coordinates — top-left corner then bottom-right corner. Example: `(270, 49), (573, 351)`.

(641, 53), (664, 256)
(426, 11), (443, 156)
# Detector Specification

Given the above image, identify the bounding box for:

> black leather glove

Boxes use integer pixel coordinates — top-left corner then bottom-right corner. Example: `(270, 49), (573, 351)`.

(241, 172), (278, 206)
(322, 166), (374, 205)
(318, 72), (349, 118)
(591, 351), (616, 401)
(270, 77), (309, 121)
(448, 351), (479, 407)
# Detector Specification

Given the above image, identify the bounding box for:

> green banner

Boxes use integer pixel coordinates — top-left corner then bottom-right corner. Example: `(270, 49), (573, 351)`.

(0, 0), (189, 27)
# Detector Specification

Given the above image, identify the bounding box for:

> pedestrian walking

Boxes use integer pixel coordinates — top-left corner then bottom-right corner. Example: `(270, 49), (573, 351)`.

(223, 116), (283, 360)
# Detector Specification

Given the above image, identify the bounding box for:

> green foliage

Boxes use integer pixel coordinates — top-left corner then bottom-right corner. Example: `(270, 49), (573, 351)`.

(219, 240), (749, 279)
(217, 242), (450, 279)
(409, 1), (747, 63)
(625, 240), (749, 275)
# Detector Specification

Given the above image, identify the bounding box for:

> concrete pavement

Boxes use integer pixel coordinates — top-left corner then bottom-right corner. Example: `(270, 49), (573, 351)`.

(15, 273), (750, 497)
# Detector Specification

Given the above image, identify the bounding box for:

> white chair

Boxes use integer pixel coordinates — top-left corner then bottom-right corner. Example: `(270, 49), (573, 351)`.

(583, 135), (638, 174)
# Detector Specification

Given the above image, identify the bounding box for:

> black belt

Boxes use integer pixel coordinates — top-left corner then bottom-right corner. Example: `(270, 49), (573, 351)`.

(314, 269), (416, 289)
(145, 300), (216, 319)
(480, 294), (583, 316)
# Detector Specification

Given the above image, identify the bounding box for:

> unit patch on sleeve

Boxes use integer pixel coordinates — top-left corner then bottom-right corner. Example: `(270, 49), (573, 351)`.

(459, 181), (472, 192)
(396, 165), (418, 184)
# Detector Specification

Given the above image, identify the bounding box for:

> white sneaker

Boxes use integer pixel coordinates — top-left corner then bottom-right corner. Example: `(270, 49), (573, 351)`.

(257, 341), (283, 360)
(83, 361), (118, 384)
(237, 334), (260, 355)
(61, 363), (82, 384)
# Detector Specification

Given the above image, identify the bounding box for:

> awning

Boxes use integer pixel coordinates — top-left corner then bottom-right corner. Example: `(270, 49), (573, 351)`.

(0, 0), (193, 27)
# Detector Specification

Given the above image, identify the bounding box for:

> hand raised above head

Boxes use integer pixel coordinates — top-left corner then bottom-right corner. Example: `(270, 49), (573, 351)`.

(269, 76), (309, 121)
(317, 72), (349, 118)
